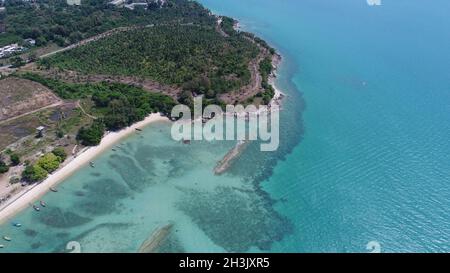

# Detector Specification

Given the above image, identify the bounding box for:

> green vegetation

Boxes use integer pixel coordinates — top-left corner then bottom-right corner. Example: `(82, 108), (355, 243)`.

(0, 159), (9, 173)
(21, 148), (67, 182)
(0, 33), (22, 48)
(1, 0), (215, 47)
(10, 56), (26, 68)
(22, 72), (176, 128)
(36, 153), (61, 173)
(10, 153), (20, 166)
(242, 32), (276, 55)
(21, 73), (103, 99)
(21, 73), (176, 145)
(220, 16), (238, 36)
(43, 25), (259, 96)
(20, 74), (176, 117)
(76, 121), (104, 146)
(22, 164), (47, 182)
(259, 57), (273, 78)
(258, 57), (275, 105)
(52, 147), (67, 162)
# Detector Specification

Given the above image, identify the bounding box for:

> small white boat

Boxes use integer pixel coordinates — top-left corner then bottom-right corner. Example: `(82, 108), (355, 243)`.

(3, 236), (11, 242)
(0, 244), (4, 248)
(40, 201), (47, 207)
(33, 205), (40, 212)
(90, 161), (95, 168)
(12, 222), (22, 228)
(50, 187), (58, 192)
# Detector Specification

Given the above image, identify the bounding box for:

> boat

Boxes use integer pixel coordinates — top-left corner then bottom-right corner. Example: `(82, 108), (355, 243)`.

(12, 222), (22, 228)
(50, 187), (58, 192)
(3, 236), (11, 242)
(0, 244), (4, 248)
(112, 148), (117, 151)
(33, 205), (40, 212)
(90, 161), (95, 168)
(135, 128), (143, 132)
(40, 201), (47, 207)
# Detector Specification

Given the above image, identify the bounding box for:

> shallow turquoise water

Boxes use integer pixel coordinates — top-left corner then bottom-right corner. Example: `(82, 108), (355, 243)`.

(1, 0), (450, 252)
(199, 0), (450, 252)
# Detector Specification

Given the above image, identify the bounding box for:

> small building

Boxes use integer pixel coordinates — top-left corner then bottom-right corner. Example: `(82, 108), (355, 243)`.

(36, 126), (45, 138)
(124, 2), (148, 10)
(66, 0), (81, 5)
(24, 38), (36, 46)
(108, 0), (126, 6)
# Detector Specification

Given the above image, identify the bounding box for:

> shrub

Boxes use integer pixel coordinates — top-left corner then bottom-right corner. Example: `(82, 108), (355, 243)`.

(10, 153), (20, 166)
(76, 121), (105, 146)
(36, 153), (61, 173)
(0, 160), (9, 174)
(52, 147), (67, 162)
(22, 164), (48, 182)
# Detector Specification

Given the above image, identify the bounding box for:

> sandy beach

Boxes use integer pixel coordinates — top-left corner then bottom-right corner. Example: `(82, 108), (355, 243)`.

(0, 113), (169, 224)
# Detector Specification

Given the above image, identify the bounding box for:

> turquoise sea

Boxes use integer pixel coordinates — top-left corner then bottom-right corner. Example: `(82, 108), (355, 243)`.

(1, 0), (449, 252)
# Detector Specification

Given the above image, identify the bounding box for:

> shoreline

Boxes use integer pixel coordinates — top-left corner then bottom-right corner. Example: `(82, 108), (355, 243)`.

(0, 14), (286, 224)
(214, 51), (285, 175)
(0, 113), (169, 224)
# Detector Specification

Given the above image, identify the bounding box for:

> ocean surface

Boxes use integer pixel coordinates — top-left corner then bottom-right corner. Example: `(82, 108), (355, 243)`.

(1, 0), (449, 252)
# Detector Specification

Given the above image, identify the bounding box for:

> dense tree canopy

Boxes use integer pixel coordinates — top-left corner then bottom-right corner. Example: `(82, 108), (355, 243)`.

(258, 57), (275, 104)
(76, 121), (105, 146)
(36, 153), (61, 173)
(21, 73), (176, 145)
(44, 25), (259, 96)
(1, 0), (216, 47)
(52, 147), (67, 162)
(21, 147), (69, 182)
(22, 164), (48, 182)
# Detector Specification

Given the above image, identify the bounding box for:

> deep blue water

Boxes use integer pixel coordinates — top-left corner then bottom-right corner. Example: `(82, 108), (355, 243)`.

(0, 0), (449, 252)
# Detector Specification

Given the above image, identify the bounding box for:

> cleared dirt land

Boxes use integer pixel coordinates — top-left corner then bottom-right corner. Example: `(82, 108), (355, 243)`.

(0, 77), (61, 122)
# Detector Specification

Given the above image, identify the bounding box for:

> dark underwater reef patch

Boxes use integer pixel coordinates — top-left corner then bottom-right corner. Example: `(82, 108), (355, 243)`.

(177, 186), (293, 252)
(108, 154), (154, 191)
(24, 228), (38, 237)
(52, 223), (133, 253)
(35, 207), (92, 228)
(224, 58), (305, 217)
(77, 178), (131, 216)
(133, 144), (206, 179)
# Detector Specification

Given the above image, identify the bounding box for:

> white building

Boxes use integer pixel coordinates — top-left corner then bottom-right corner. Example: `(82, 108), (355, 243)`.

(67, 0), (81, 5)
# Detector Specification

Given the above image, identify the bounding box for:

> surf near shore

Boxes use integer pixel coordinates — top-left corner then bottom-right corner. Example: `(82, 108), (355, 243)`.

(0, 113), (169, 224)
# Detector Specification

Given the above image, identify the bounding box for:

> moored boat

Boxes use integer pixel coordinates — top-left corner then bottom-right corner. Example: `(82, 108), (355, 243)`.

(3, 236), (11, 242)
(33, 205), (40, 212)
(50, 187), (58, 192)
(40, 201), (47, 207)
(12, 222), (22, 227)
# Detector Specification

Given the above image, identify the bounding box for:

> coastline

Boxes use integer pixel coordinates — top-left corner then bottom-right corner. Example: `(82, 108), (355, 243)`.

(0, 8), (285, 229)
(0, 113), (169, 224)
(214, 52), (284, 175)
